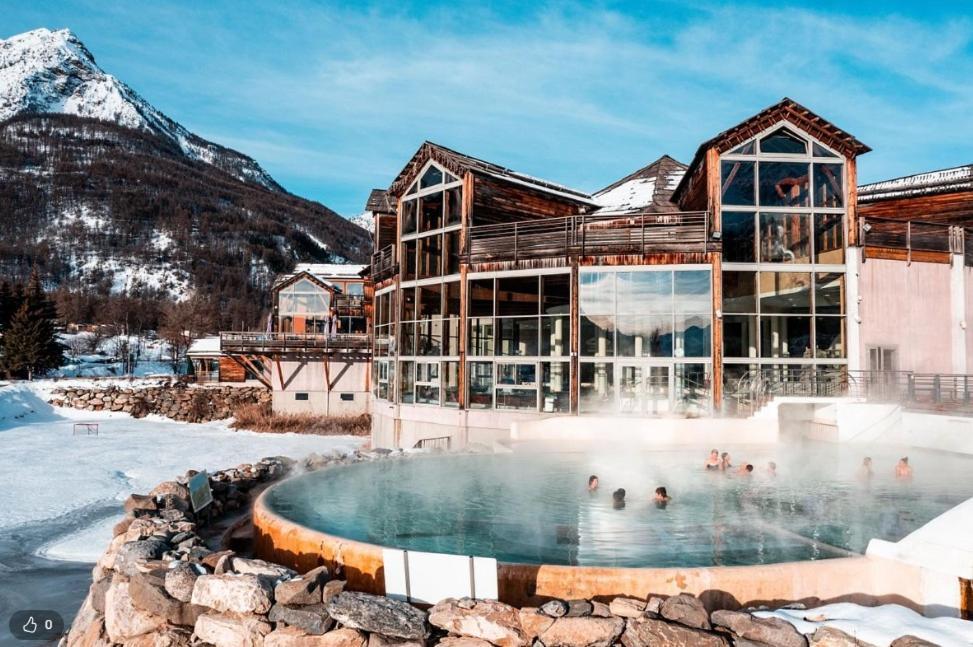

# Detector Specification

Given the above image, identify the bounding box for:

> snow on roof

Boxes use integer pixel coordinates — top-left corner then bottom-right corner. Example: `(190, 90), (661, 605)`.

(592, 155), (687, 215)
(291, 263), (367, 279)
(187, 336), (221, 356)
(858, 164), (973, 202)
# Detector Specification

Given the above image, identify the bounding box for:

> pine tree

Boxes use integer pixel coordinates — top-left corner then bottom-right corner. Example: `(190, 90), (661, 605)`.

(0, 280), (15, 330)
(0, 270), (65, 379)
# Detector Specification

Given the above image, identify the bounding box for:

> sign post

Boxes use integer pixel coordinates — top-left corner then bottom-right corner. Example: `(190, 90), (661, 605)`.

(188, 471), (214, 525)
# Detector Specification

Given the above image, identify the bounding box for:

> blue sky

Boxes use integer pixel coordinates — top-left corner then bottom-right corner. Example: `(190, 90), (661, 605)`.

(4, 1), (972, 216)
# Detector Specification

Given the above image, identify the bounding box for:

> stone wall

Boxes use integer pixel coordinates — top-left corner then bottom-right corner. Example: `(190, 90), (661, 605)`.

(63, 452), (941, 647)
(49, 384), (271, 423)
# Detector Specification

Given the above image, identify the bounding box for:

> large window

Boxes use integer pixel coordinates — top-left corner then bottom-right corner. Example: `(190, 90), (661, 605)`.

(400, 163), (462, 280)
(721, 125), (847, 384)
(579, 269), (712, 360)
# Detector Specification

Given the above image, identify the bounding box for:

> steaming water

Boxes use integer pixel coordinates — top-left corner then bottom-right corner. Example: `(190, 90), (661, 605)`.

(265, 444), (973, 568)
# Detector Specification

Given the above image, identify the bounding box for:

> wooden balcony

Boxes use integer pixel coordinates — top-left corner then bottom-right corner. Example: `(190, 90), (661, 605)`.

(861, 216), (967, 264)
(465, 211), (711, 263)
(371, 245), (397, 281)
(220, 332), (372, 354)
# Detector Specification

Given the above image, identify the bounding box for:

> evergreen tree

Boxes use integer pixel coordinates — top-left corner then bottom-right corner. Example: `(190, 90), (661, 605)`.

(0, 270), (65, 379)
(0, 280), (15, 330)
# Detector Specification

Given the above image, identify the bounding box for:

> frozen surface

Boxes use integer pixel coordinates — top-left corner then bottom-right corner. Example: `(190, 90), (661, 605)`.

(0, 382), (364, 552)
(758, 603), (973, 646)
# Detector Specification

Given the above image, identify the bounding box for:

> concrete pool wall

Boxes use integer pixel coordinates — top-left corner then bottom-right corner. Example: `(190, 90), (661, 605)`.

(252, 481), (967, 617)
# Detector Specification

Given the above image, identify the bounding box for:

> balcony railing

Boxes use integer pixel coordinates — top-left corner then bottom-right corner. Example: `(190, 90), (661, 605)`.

(861, 217), (967, 262)
(334, 294), (365, 314)
(371, 245), (397, 281)
(220, 332), (372, 354)
(465, 211), (710, 263)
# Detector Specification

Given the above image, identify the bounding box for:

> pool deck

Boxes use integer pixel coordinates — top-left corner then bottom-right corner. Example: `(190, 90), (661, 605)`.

(252, 490), (938, 613)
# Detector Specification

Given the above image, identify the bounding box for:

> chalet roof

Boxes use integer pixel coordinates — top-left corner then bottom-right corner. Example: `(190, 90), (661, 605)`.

(672, 98), (871, 203)
(365, 188), (394, 213)
(387, 141), (596, 205)
(592, 155), (687, 215)
(858, 164), (973, 203)
(291, 263), (367, 279)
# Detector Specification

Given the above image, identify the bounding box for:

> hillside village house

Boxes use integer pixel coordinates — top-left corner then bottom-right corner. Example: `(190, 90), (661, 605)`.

(362, 98), (973, 449)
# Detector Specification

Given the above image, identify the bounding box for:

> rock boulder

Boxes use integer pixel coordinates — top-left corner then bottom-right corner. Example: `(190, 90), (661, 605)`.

(327, 591), (429, 641)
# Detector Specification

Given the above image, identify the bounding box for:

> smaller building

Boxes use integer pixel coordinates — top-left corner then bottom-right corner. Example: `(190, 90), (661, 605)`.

(219, 263), (373, 416)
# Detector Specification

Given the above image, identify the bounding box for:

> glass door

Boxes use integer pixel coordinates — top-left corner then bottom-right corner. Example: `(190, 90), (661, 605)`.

(618, 364), (671, 415)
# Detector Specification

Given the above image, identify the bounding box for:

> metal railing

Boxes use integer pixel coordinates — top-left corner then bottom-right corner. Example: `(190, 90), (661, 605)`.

(371, 245), (397, 281)
(466, 211), (710, 263)
(414, 436), (451, 450)
(220, 332), (372, 354)
(333, 294), (365, 314)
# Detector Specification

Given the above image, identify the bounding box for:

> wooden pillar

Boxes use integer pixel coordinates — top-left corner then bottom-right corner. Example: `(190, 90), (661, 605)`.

(705, 147), (724, 411)
(570, 259), (580, 414)
(458, 172), (474, 411)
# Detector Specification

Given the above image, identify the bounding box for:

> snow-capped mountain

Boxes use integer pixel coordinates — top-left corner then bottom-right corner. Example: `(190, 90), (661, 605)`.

(347, 212), (375, 233)
(0, 28), (372, 325)
(0, 27), (279, 189)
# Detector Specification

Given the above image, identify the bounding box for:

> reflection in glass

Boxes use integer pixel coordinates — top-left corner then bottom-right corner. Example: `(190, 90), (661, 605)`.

(402, 200), (417, 235)
(581, 315), (614, 357)
(417, 234), (442, 279)
(497, 363), (536, 386)
(760, 317), (812, 358)
(721, 160), (755, 206)
(616, 271), (671, 314)
(675, 363), (711, 412)
(616, 316), (672, 357)
(443, 316), (461, 356)
(759, 213), (810, 263)
(420, 192), (443, 232)
(674, 314), (711, 358)
(674, 271), (711, 313)
(419, 165), (443, 189)
(496, 388), (537, 410)
(399, 323), (415, 356)
(444, 231), (461, 274)
(722, 212), (756, 263)
(759, 162), (810, 207)
(402, 241), (416, 281)
(579, 272), (613, 314)
(758, 272), (812, 314)
(723, 272), (757, 313)
(417, 284), (442, 318)
(416, 319), (443, 356)
(445, 187), (462, 225)
(443, 361), (460, 407)
(467, 362), (493, 409)
(814, 163), (844, 208)
(812, 142), (839, 158)
(580, 362), (614, 413)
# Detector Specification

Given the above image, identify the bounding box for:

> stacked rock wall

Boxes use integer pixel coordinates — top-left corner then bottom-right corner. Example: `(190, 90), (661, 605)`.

(49, 384), (271, 423)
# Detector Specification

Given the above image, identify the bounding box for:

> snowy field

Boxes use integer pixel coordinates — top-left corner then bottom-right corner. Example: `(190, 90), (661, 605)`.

(56, 331), (177, 378)
(0, 382), (364, 561)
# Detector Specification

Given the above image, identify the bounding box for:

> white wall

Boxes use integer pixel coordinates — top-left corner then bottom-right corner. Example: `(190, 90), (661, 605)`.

(272, 356), (370, 416)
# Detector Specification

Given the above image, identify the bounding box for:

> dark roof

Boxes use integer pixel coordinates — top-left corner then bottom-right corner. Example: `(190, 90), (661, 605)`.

(387, 141), (595, 204)
(858, 164), (973, 203)
(592, 155), (688, 214)
(365, 188), (394, 213)
(672, 98), (871, 203)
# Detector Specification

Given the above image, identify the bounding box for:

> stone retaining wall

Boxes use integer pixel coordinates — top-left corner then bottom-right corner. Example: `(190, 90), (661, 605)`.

(49, 384), (271, 423)
(63, 451), (938, 647)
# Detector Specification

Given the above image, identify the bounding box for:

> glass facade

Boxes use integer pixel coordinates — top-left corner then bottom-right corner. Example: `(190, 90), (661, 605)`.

(720, 126), (847, 394)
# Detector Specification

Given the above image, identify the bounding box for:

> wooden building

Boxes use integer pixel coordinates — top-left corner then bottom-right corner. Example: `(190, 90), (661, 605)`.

(219, 264), (373, 415)
(366, 99), (875, 447)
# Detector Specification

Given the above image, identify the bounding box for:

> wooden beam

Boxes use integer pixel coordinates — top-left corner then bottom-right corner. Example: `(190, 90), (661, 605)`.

(229, 354), (271, 389)
(275, 357), (284, 391)
(569, 259), (580, 415)
(710, 252), (723, 409)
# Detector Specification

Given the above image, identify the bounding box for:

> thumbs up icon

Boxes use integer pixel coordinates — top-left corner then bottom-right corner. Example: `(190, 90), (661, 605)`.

(22, 616), (38, 634)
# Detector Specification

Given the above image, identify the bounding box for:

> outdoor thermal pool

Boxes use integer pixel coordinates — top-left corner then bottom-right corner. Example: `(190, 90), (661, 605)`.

(261, 443), (973, 568)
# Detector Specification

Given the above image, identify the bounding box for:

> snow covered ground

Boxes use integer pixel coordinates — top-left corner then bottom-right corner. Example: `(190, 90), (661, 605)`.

(56, 331), (177, 378)
(0, 382), (364, 561)
(759, 603), (973, 646)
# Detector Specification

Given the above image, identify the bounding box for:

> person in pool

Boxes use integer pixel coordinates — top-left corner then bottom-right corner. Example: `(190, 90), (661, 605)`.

(705, 449), (721, 470)
(654, 487), (671, 508)
(720, 452), (733, 471)
(612, 488), (626, 510)
(737, 463), (754, 475)
(587, 475), (599, 492)
(766, 461), (777, 477)
(857, 457), (874, 480)
(895, 457), (913, 480)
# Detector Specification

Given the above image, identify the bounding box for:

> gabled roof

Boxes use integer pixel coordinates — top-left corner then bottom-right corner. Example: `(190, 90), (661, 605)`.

(365, 188), (394, 213)
(187, 336), (221, 357)
(672, 98), (871, 203)
(592, 155), (687, 215)
(387, 141), (595, 204)
(858, 164), (973, 203)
